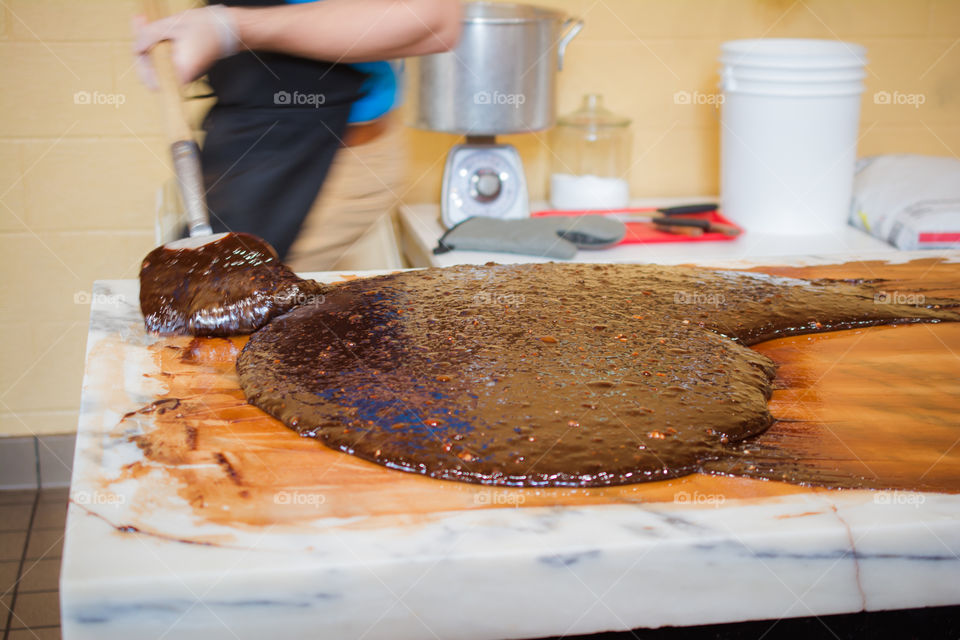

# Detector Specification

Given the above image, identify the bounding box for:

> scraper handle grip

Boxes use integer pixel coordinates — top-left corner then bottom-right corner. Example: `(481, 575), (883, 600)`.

(142, 0), (212, 237)
(142, 0), (194, 146)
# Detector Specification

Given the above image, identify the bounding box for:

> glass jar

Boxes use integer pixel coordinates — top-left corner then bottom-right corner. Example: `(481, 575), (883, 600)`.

(549, 93), (632, 210)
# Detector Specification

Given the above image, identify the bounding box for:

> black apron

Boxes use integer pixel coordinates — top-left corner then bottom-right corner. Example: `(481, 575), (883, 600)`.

(199, 0), (367, 259)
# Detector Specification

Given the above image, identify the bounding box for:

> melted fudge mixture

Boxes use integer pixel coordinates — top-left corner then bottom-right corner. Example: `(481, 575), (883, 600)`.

(140, 233), (325, 336)
(236, 263), (956, 487)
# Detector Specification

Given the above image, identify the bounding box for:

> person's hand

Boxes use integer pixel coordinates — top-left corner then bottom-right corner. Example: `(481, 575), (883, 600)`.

(132, 4), (241, 88)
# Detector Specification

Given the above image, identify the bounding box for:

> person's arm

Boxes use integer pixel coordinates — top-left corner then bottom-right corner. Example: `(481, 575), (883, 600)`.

(133, 0), (462, 85)
(233, 0), (461, 61)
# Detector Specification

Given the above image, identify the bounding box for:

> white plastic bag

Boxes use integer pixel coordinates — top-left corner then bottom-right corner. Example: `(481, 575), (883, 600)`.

(850, 154), (960, 250)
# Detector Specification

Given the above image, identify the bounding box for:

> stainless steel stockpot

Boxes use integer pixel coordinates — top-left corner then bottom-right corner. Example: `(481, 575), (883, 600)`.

(410, 2), (583, 135)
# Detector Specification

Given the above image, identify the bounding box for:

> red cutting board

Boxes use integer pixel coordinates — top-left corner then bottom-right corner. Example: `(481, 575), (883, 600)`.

(532, 208), (743, 244)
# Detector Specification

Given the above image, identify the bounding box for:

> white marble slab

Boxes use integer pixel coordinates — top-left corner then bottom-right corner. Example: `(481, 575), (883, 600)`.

(61, 255), (960, 640)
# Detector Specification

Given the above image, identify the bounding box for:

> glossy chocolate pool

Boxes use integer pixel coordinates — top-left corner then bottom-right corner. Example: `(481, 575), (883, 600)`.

(140, 232), (325, 336)
(236, 263), (957, 487)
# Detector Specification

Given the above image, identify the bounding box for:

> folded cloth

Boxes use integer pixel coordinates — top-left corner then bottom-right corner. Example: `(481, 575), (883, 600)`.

(434, 215), (626, 259)
(850, 154), (960, 250)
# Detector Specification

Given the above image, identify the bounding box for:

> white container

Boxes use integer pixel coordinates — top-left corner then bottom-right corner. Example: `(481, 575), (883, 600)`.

(719, 39), (867, 235)
(549, 94), (632, 210)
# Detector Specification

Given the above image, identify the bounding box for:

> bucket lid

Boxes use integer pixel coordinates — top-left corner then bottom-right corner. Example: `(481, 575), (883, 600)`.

(720, 67), (865, 93)
(720, 65), (867, 83)
(721, 38), (867, 69)
(720, 80), (865, 98)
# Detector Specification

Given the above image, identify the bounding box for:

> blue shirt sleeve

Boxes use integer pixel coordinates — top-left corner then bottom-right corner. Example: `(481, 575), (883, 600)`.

(285, 0), (400, 123)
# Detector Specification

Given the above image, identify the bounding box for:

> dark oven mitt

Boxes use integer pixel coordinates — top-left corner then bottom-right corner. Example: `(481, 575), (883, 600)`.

(434, 215), (626, 260)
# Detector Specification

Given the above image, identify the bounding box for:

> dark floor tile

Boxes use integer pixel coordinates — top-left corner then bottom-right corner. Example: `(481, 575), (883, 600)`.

(1, 503), (34, 532)
(25, 530), (63, 561)
(7, 627), (62, 640)
(32, 501), (66, 531)
(17, 557), (60, 593)
(1, 559), (19, 594)
(0, 490), (37, 505)
(38, 488), (70, 504)
(10, 590), (60, 629)
(0, 530), (28, 562)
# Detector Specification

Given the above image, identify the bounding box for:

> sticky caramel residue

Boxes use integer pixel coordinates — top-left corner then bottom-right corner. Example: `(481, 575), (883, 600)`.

(114, 335), (812, 530)
(710, 322), (960, 492)
(116, 258), (960, 531)
(237, 262), (957, 488)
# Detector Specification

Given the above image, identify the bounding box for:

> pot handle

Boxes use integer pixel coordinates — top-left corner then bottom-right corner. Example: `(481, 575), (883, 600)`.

(557, 17), (584, 71)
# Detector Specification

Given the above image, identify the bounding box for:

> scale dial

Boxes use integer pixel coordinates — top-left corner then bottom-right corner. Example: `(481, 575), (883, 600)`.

(473, 169), (502, 202)
(442, 144), (529, 228)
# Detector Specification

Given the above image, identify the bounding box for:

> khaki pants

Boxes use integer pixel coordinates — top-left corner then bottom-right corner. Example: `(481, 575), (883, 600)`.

(286, 117), (405, 272)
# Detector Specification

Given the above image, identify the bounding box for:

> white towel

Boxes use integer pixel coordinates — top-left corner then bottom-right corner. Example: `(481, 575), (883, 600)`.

(850, 154), (960, 250)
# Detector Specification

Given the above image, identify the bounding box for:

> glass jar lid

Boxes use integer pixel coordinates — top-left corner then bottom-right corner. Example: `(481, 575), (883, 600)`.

(557, 93), (631, 131)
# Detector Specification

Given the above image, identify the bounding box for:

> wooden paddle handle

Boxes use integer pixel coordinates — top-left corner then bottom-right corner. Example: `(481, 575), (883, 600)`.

(141, 0), (211, 237)
(142, 0), (193, 145)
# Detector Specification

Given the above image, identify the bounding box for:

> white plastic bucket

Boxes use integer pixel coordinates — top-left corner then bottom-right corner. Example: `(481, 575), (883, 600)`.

(719, 38), (867, 235)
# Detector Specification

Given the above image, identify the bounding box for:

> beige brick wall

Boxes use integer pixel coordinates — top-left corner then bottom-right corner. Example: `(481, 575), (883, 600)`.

(0, 0), (957, 436)
(0, 0), (198, 437)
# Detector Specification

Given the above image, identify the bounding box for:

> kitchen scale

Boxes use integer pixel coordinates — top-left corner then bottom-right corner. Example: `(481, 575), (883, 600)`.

(440, 136), (529, 228)
(408, 2), (583, 229)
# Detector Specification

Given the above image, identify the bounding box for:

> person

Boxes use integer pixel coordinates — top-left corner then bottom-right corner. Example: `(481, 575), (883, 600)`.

(133, 0), (461, 264)
(284, 55), (406, 271)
